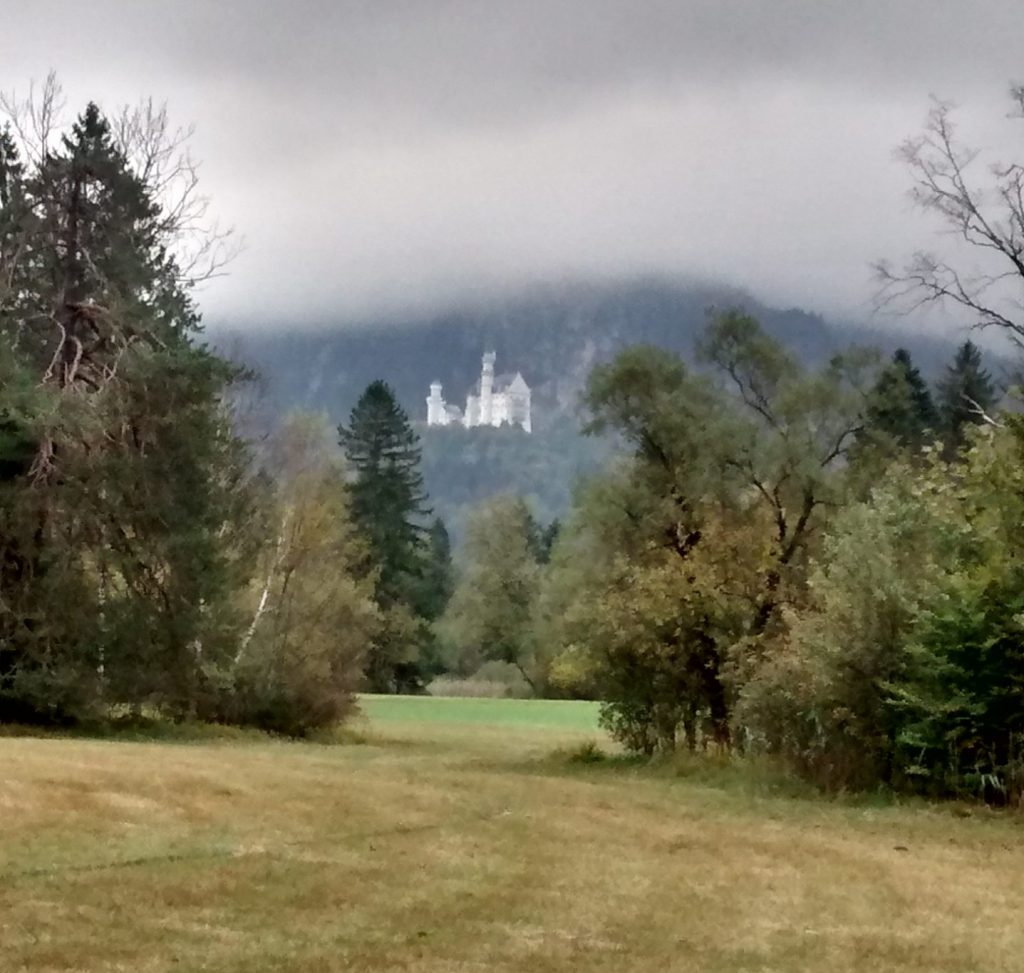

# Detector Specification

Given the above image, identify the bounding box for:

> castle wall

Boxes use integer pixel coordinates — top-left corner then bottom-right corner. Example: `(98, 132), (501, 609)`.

(427, 354), (531, 432)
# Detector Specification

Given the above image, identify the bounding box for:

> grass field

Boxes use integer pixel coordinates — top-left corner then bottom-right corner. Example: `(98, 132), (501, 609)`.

(359, 693), (603, 730)
(2, 695), (1024, 972)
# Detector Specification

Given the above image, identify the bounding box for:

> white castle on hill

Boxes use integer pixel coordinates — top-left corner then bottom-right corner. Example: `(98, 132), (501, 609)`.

(426, 351), (532, 433)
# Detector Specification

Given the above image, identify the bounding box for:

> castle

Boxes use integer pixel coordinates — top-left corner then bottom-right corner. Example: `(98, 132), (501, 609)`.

(426, 352), (532, 433)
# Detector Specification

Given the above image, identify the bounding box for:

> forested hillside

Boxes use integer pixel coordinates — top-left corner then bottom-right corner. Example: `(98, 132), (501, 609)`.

(418, 419), (610, 542)
(223, 278), (970, 534)
(226, 278), (964, 423)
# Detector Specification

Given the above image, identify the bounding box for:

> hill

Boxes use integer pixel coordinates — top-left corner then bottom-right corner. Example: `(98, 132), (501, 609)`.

(218, 277), (968, 534)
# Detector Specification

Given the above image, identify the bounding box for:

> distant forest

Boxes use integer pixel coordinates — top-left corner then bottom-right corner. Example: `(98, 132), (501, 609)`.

(223, 278), (989, 536)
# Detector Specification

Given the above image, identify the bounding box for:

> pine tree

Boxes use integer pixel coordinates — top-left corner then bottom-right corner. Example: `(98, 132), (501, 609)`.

(338, 380), (432, 691)
(0, 125), (30, 344)
(420, 517), (454, 621)
(413, 516), (455, 682)
(0, 99), (252, 723)
(339, 381), (429, 599)
(529, 517), (561, 565)
(864, 348), (938, 451)
(938, 341), (997, 452)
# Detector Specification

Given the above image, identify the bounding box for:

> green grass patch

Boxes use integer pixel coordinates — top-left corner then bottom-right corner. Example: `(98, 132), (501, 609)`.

(358, 693), (604, 733)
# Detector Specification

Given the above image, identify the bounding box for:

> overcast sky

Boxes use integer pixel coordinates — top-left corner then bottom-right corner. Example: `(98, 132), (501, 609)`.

(4, 1), (1024, 330)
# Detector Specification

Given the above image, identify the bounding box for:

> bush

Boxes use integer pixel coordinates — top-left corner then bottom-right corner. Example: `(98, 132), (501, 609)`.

(738, 472), (948, 791)
(426, 677), (510, 699)
(890, 572), (1024, 803)
(564, 740), (607, 764)
(427, 661), (533, 699)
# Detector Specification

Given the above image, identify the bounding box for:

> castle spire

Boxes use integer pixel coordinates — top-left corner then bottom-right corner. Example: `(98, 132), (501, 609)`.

(479, 351), (496, 426)
(426, 380), (447, 425)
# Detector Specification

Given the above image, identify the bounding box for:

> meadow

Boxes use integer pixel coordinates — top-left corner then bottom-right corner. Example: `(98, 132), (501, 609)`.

(2, 695), (1023, 972)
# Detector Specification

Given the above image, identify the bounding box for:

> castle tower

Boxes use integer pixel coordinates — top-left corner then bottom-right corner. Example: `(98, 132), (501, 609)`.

(479, 351), (496, 426)
(426, 380), (447, 425)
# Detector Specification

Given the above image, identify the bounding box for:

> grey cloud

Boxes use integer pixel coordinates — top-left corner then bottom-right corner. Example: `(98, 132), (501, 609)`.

(3, 1), (1024, 327)
(11, 2), (1024, 129)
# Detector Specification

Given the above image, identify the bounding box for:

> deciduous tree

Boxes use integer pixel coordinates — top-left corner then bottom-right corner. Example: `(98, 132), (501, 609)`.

(231, 414), (379, 736)
(552, 312), (877, 753)
(443, 494), (543, 692)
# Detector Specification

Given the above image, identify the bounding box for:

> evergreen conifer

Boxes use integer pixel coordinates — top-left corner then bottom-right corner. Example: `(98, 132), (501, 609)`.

(339, 380), (432, 691)
(864, 348), (938, 451)
(938, 340), (997, 451)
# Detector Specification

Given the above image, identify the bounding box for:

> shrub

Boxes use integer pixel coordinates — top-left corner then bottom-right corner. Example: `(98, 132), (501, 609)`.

(427, 662), (532, 699)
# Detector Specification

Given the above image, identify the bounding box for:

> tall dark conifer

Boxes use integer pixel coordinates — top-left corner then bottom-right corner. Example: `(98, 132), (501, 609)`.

(339, 380), (431, 691)
(938, 340), (997, 452)
(420, 517), (453, 621)
(864, 348), (938, 451)
(0, 100), (251, 723)
(339, 381), (429, 601)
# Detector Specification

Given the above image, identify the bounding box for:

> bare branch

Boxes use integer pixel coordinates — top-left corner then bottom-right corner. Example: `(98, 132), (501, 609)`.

(876, 92), (1024, 343)
(110, 97), (241, 286)
(0, 71), (65, 166)
(963, 394), (1003, 428)
(1, 78), (240, 291)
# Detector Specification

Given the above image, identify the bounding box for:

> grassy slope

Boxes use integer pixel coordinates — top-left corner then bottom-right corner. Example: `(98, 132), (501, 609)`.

(1, 698), (1023, 972)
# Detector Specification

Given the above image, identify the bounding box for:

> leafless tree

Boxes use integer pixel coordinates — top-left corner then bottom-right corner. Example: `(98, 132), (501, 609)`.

(0, 71), (64, 166)
(875, 90), (1024, 350)
(0, 73), (240, 291)
(110, 98), (240, 285)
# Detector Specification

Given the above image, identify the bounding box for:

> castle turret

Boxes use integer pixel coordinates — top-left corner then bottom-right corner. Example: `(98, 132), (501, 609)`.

(426, 380), (447, 425)
(479, 351), (496, 426)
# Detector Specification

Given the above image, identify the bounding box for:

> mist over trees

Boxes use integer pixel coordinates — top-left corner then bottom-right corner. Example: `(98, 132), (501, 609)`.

(4, 75), (1024, 807)
(447, 89), (1024, 802)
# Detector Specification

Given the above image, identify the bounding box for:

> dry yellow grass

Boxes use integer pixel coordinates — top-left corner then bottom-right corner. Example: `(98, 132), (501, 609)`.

(2, 704), (1023, 972)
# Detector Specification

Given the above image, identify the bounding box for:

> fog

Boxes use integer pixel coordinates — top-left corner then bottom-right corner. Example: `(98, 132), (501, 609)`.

(4, 1), (1023, 328)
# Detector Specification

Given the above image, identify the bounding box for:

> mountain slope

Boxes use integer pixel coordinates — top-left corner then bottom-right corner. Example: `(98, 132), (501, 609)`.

(217, 277), (969, 535)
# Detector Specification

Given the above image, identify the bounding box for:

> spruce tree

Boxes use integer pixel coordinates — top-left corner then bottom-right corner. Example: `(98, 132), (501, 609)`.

(339, 380), (431, 691)
(0, 99), (252, 723)
(0, 125), (22, 208)
(413, 516), (455, 681)
(938, 340), (997, 452)
(864, 348), (938, 451)
(420, 517), (453, 621)
(0, 125), (30, 345)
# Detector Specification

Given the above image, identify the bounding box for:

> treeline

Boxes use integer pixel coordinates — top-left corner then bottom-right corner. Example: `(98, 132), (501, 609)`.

(5, 81), (1024, 807)
(419, 418), (607, 544)
(0, 90), (447, 734)
(436, 89), (1024, 804)
(443, 313), (1018, 801)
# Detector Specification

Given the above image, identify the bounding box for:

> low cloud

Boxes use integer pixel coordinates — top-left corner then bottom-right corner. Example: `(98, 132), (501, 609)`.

(3, 1), (1022, 327)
